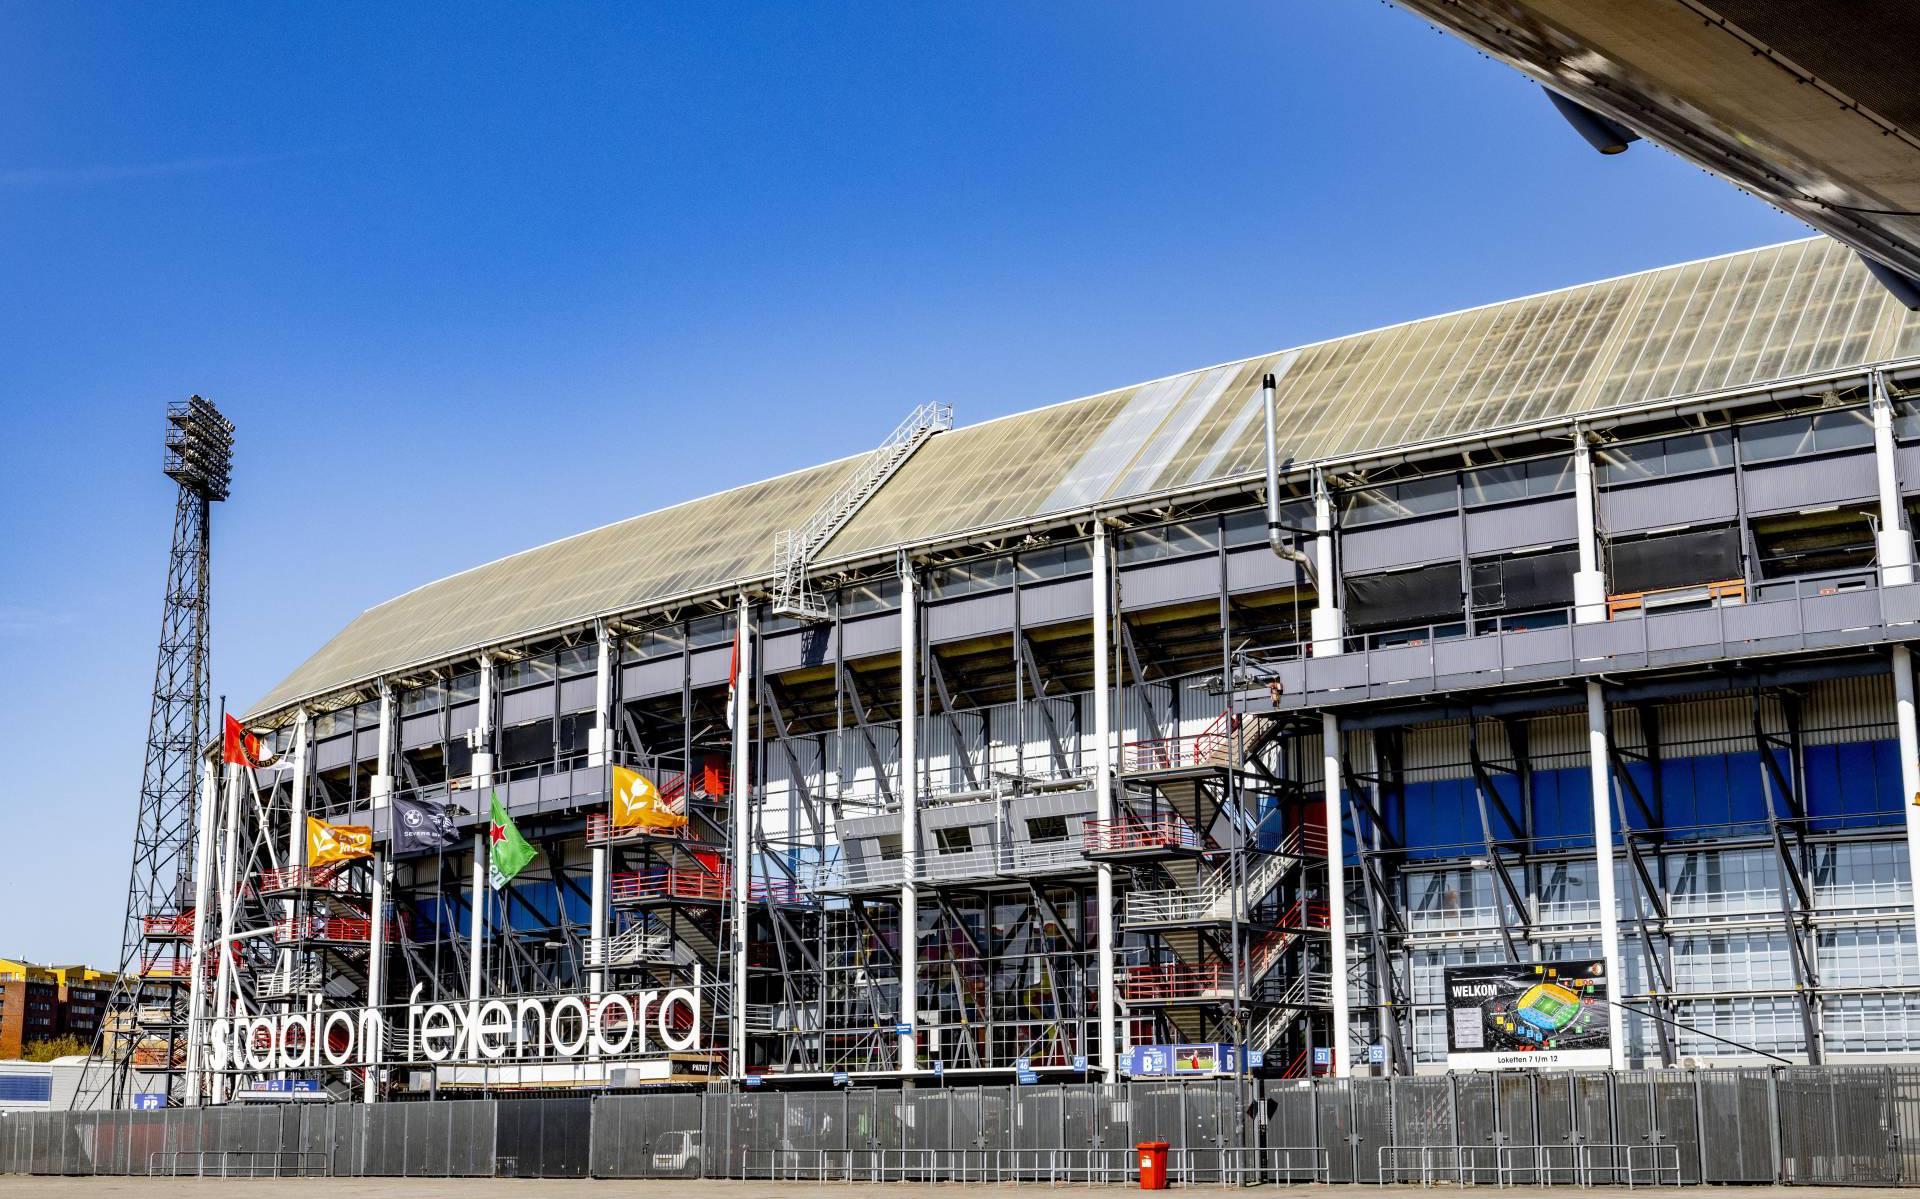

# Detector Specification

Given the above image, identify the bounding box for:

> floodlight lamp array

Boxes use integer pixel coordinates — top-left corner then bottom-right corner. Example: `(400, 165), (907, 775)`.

(163, 395), (235, 501)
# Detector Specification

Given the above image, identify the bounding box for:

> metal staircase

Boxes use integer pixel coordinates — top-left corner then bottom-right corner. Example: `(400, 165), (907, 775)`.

(771, 402), (951, 619)
(1122, 824), (1324, 925)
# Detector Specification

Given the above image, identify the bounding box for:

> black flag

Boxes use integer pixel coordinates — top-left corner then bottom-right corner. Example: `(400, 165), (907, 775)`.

(392, 793), (461, 855)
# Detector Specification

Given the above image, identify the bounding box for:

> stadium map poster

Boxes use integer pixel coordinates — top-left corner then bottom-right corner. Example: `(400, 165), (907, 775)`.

(1444, 959), (1611, 1070)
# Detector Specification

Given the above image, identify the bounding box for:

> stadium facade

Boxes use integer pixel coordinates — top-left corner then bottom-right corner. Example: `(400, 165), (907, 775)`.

(149, 236), (1920, 1103)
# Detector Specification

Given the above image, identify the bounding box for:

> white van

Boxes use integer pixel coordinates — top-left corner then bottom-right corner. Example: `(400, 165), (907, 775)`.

(652, 1130), (702, 1177)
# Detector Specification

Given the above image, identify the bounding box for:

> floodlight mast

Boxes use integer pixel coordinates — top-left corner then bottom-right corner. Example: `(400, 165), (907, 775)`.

(76, 396), (233, 1110)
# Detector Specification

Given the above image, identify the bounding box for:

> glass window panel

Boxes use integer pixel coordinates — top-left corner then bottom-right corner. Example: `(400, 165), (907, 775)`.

(1341, 473), (1457, 525)
(1015, 541), (1091, 582)
(1117, 518), (1217, 564)
(558, 645), (596, 679)
(838, 577), (902, 616)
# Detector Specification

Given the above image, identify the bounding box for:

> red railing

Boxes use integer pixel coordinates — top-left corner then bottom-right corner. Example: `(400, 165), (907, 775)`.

(276, 915), (400, 944)
(610, 867), (808, 905)
(141, 911), (196, 939)
(1081, 817), (1203, 854)
(1125, 711), (1240, 771)
(586, 810), (689, 844)
(612, 868), (729, 904)
(1120, 963), (1231, 1001)
(137, 951), (208, 979)
(1279, 1047), (1330, 1078)
(255, 863), (363, 895)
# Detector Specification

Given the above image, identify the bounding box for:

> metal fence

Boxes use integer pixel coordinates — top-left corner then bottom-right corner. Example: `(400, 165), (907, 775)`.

(1, 1064), (1913, 1185)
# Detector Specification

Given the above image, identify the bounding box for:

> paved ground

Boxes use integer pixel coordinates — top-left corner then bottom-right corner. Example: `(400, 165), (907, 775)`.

(0, 1181), (1888, 1198)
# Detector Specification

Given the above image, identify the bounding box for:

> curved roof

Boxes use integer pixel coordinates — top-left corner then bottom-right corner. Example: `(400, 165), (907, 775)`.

(251, 237), (1920, 716)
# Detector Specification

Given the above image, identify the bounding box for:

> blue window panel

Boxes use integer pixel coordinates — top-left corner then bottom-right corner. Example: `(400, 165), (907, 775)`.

(0, 1074), (53, 1102)
(1805, 739), (1902, 831)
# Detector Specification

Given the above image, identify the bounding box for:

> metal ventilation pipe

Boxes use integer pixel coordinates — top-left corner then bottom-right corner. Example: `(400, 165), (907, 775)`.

(1263, 371), (1315, 578)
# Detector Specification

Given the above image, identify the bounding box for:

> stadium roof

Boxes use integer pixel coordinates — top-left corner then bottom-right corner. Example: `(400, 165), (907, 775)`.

(1395, 1), (1920, 282)
(251, 237), (1920, 717)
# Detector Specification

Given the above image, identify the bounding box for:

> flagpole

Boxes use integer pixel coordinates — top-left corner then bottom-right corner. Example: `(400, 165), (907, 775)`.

(469, 657), (495, 1005)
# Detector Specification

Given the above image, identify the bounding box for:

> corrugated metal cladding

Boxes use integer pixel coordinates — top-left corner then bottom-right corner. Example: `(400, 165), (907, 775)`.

(1391, 676), (1895, 783)
(253, 238), (1920, 718)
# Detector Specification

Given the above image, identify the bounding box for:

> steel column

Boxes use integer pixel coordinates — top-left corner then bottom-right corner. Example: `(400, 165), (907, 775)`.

(364, 685), (394, 1101)
(1585, 681), (1628, 1068)
(467, 657), (494, 1004)
(589, 625), (614, 996)
(183, 755), (220, 1105)
(1093, 520), (1118, 1078)
(898, 561), (920, 1074)
(1322, 711), (1351, 1076)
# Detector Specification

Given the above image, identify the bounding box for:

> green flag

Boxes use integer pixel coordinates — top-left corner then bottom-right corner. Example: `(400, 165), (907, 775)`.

(486, 792), (536, 889)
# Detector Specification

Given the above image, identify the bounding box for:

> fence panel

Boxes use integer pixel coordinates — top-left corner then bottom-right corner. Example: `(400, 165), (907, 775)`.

(1350, 1077), (1392, 1183)
(1698, 1068), (1775, 1183)
(1777, 1066), (1900, 1186)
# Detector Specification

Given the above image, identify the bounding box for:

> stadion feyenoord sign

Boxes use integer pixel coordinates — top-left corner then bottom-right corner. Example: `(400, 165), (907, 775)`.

(1444, 959), (1611, 1071)
(204, 976), (703, 1073)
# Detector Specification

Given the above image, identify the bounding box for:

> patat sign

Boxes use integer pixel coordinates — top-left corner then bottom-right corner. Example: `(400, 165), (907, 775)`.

(205, 975), (703, 1072)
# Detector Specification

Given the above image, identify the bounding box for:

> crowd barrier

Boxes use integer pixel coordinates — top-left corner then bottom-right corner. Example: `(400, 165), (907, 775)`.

(1, 1063), (1913, 1186)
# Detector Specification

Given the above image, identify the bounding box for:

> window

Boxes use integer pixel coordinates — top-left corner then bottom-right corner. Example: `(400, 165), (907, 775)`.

(1595, 429), (1733, 483)
(1464, 455), (1574, 506)
(1026, 815), (1070, 842)
(927, 555), (1013, 599)
(1341, 474), (1457, 525)
(1117, 519), (1217, 565)
(623, 625), (682, 661)
(685, 614), (734, 649)
(934, 827), (976, 855)
(498, 654), (558, 691)
(872, 834), (903, 860)
(558, 644), (596, 679)
(1016, 542), (1091, 583)
(839, 577), (902, 617)
(1739, 408), (1874, 462)
(400, 683), (443, 717)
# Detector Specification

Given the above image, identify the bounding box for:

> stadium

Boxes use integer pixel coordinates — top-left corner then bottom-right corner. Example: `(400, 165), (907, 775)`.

(121, 234), (1920, 1110)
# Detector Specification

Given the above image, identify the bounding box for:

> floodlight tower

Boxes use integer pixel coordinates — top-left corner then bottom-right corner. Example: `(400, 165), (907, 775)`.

(77, 397), (233, 1109)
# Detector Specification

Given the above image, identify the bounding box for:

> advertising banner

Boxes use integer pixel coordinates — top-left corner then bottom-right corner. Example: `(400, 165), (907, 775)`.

(1444, 958), (1611, 1070)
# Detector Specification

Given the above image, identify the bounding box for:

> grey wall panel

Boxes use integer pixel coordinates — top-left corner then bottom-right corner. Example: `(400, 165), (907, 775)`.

(355, 728), (381, 762)
(1464, 496), (1576, 556)
(448, 701), (478, 738)
(1342, 513), (1462, 572)
(499, 685), (553, 726)
(315, 735), (352, 772)
(1898, 444), (1920, 494)
(401, 713), (440, 750)
(840, 613), (899, 660)
(688, 646), (732, 688)
(1119, 558), (1217, 610)
(557, 676), (596, 713)
(920, 800), (996, 833)
(1740, 451), (1877, 513)
(762, 626), (835, 673)
(927, 592), (1014, 643)
(1226, 545), (1297, 593)
(622, 657), (683, 699)
(1020, 578), (1092, 626)
(1599, 473), (1736, 534)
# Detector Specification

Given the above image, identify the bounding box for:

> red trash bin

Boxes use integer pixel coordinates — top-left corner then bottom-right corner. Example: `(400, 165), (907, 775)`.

(1137, 1141), (1170, 1190)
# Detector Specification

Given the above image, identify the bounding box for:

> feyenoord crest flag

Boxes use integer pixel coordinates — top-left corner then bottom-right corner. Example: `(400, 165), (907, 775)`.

(392, 793), (461, 855)
(306, 815), (373, 865)
(223, 713), (270, 767)
(487, 792), (536, 889)
(611, 764), (687, 830)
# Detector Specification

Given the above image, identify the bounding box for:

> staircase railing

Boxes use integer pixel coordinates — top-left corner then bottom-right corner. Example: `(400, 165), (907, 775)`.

(772, 402), (951, 619)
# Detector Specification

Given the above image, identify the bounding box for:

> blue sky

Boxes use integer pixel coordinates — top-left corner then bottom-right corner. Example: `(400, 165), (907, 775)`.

(0, 2), (1803, 967)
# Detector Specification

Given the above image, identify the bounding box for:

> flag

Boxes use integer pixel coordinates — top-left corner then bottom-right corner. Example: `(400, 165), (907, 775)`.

(306, 816), (373, 865)
(486, 792), (536, 889)
(223, 714), (269, 767)
(725, 626), (742, 732)
(392, 793), (461, 855)
(611, 765), (687, 830)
